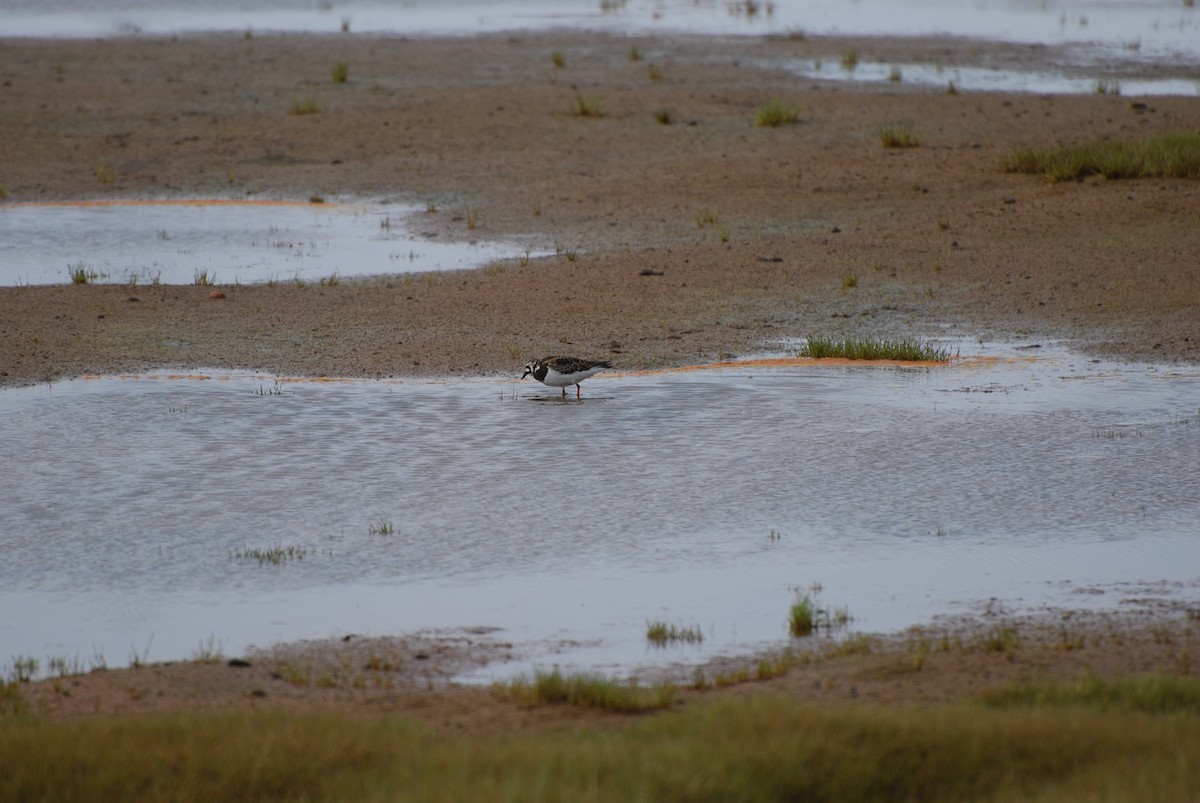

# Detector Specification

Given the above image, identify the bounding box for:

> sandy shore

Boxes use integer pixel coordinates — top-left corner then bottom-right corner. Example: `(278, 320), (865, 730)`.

(1, 31), (1197, 388)
(2, 30), (1198, 719)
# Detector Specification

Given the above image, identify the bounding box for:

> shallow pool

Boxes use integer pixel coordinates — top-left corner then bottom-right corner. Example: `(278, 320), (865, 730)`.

(1, 344), (1197, 679)
(0, 200), (544, 286)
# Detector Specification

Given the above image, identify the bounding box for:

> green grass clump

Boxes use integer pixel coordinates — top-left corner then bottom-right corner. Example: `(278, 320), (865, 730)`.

(981, 673), (1200, 715)
(645, 620), (704, 646)
(755, 99), (799, 127)
(876, 122), (920, 148)
(571, 91), (603, 117)
(1003, 130), (1200, 182)
(801, 335), (950, 362)
(68, 262), (92, 284)
(495, 668), (677, 712)
(331, 61), (349, 83)
(4, 692), (1200, 801)
(288, 95), (322, 115)
(368, 518), (394, 535)
(789, 595), (816, 636)
(789, 594), (853, 637)
(231, 544), (309, 565)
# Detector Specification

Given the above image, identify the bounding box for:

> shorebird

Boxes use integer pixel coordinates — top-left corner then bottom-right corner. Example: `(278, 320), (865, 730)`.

(521, 356), (612, 399)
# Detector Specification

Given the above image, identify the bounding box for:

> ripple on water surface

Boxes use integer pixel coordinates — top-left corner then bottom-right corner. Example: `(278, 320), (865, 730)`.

(0, 347), (1197, 678)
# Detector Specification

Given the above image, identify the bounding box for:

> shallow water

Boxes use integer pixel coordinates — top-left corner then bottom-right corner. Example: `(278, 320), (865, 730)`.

(1, 345), (1197, 679)
(0, 200), (543, 286)
(781, 59), (1199, 96)
(1, 0), (1196, 94)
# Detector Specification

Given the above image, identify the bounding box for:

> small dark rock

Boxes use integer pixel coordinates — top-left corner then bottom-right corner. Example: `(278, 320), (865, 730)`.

(639, 268), (664, 276)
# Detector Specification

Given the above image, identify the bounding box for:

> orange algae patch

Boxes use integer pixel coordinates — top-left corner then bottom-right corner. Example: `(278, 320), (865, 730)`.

(616, 355), (958, 379)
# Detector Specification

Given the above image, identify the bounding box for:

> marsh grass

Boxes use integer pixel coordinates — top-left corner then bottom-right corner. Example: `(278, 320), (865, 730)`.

(331, 61), (349, 84)
(5, 692), (1199, 801)
(876, 122), (920, 148)
(289, 95), (322, 115)
(801, 335), (950, 362)
(978, 623), (1021, 658)
(571, 91), (603, 117)
(1003, 130), (1200, 182)
(368, 518), (394, 535)
(193, 269), (215, 286)
(192, 635), (224, 664)
(840, 47), (859, 70)
(790, 595), (817, 636)
(981, 673), (1200, 715)
(232, 544), (309, 565)
(789, 594), (853, 637)
(550, 51), (565, 68)
(645, 620), (704, 646)
(8, 656), (38, 683)
(755, 99), (799, 127)
(495, 668), (677, 712)
(68, 262), (93, 284)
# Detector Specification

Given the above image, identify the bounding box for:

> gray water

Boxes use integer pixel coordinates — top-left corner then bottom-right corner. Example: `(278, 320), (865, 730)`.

(0, 201), (545, 286)
(2, 345), (1197, 679)
(0, 0), (1196, 95)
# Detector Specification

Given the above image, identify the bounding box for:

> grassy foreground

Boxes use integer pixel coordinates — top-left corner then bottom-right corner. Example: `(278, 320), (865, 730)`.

(3, 675), (1199, 802)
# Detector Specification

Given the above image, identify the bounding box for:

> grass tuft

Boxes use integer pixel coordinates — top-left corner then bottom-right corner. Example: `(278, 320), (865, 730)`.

(801, 335), (950, 362)
(331, 61), (349, 84)
(232, 543), (309, 565)
(289, 95), (322, 115)
(495, 668), (677, 712)
(876, 122), (920, 148)
(645, 620), (704, 646)
(571, 91), (603, 117)
(789, 595), (816, 636)
(755, 99), (799, 127)
(1003, 130), (1200, 182)
(368, 518), (394, 535)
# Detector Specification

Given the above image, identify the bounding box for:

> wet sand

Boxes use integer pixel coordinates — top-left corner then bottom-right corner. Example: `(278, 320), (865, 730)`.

(0, 31), (1197, 388)
(2, 30), (1198, 719)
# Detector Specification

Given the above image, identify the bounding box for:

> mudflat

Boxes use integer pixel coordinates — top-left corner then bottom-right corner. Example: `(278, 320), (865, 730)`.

(2, 30), (1197, 720)
(0, 31), (1197, 388)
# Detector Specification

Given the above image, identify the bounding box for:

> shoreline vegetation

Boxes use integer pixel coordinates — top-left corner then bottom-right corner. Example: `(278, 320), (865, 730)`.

(4, 607), (1199, 800)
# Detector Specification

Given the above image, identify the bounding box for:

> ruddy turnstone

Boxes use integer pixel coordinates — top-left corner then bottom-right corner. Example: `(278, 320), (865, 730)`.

(521, 356), (613, 398)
